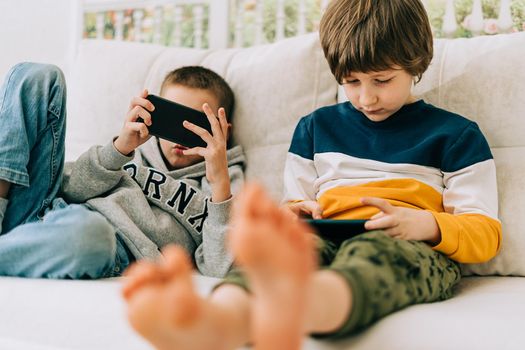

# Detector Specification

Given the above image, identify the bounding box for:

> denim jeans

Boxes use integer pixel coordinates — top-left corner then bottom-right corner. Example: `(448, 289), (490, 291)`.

(0, 62), (132, 278)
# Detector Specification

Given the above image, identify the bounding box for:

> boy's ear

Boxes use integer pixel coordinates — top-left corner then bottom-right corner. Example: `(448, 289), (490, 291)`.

(226, 123), (233, 140)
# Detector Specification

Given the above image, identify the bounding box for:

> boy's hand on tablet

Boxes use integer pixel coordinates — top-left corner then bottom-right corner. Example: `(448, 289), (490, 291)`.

(361, 197), (441, 245)
(114, 89), (155, 156)
(285, 201), (323, 219)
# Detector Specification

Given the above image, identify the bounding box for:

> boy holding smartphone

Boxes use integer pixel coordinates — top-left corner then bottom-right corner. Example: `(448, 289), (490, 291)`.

(0, 65), (244, 278)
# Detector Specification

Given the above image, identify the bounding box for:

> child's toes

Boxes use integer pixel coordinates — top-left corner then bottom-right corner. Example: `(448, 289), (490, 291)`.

(122, 261), (162, 300)
(161, 245), (193, 276)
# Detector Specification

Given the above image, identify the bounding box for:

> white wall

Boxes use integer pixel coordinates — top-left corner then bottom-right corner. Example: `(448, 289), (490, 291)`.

(0, 0), (76, 80)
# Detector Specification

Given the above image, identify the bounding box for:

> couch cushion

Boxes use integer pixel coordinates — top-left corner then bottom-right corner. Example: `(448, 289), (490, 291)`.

(340, 276), (525, 350)
(0, 276), (523, 350)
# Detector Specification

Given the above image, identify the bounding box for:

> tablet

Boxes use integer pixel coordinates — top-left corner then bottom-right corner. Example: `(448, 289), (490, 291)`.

(141, 94), (212, 148)
(304, 219), (367, 242)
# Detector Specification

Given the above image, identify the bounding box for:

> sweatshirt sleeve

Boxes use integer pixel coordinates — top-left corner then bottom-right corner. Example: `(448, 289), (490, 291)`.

(282, 116), (318, 203)
(431, 123), (502, 263)
(61, 141), (134, 203)
(194, 163), (244, 277)
(431, 211), (501, 263)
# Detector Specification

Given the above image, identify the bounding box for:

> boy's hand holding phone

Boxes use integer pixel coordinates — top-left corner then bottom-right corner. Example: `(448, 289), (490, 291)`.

(115, 90), (232, 203)
(114, 89), (155, 156)
(361, 197), (441, 245)
(182, 103), (232, 203)
(285, 201), (324, 219)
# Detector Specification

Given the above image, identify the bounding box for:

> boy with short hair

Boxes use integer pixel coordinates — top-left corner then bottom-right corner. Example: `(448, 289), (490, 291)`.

(122, 0), (501, 349)
(0, 64), (244, 278)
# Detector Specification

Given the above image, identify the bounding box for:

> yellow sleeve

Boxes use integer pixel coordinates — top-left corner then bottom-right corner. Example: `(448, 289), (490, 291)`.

(430, 212), (502, 263)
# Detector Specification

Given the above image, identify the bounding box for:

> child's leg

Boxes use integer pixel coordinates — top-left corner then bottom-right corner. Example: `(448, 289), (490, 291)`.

(0, 202), (125, 278)
(0, 62), (67, 234)
(216, 232), (339, 294)
(123, 184), (354, 350)
(316, 230), (462, 338)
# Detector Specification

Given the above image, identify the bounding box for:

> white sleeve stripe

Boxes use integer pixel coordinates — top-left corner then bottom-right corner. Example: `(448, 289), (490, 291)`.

(282, 152), (317, 203)
(442, 159), (499, 219)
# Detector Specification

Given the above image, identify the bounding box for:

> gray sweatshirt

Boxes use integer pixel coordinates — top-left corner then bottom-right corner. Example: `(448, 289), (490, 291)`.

(61, 137), (245, 277)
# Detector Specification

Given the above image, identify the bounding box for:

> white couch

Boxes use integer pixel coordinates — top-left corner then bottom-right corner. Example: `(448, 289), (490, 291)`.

(0, 32), (524, 350)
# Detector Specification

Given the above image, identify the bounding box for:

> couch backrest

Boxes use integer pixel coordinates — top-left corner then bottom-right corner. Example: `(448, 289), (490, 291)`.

(66, 32), (525, 276)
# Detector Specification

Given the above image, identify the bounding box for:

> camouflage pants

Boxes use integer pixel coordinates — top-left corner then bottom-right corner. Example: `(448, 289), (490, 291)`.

(219, 230), (461, 338)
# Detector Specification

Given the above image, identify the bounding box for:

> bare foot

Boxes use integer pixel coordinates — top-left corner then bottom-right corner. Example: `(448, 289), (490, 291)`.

(229, 183), (317, 350)
(122, 245), (238, 350)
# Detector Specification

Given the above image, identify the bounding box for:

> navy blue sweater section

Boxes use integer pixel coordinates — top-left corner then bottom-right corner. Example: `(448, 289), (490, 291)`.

(289, 100), (493, 173)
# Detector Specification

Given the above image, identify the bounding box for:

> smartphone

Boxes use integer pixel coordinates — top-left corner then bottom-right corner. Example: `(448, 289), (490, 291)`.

(304, 219), (367, 244)
(139, 94), (212, 148)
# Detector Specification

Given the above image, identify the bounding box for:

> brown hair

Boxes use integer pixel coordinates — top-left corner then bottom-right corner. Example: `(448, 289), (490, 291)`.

(160, 66), (235, 120)
(319, 0), (433, 83)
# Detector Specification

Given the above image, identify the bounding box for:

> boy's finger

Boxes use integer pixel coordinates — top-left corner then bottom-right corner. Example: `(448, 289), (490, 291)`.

(130, 96), (155, 112)
(129, 122), (150, 138)
(305, 202), (323, 219)
(183, 120), (214, 144)
(182, 147), (206, 157)
(202, 103), (223, 140)
(218, 108), (229, 137)
(312, 208), (323, 219)
(128, 106), (152, 124)
(361, 197), (394, 214)
(365, 215), (397, 231)
(371, 211), (385, 220)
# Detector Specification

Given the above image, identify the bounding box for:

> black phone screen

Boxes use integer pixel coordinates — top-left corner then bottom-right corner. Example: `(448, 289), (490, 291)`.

(304, 219), (367, 244)
(143, 94), (212, 148)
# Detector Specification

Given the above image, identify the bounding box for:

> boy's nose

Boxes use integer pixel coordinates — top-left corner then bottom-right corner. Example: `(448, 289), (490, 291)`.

(359, 88), (378, 107)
